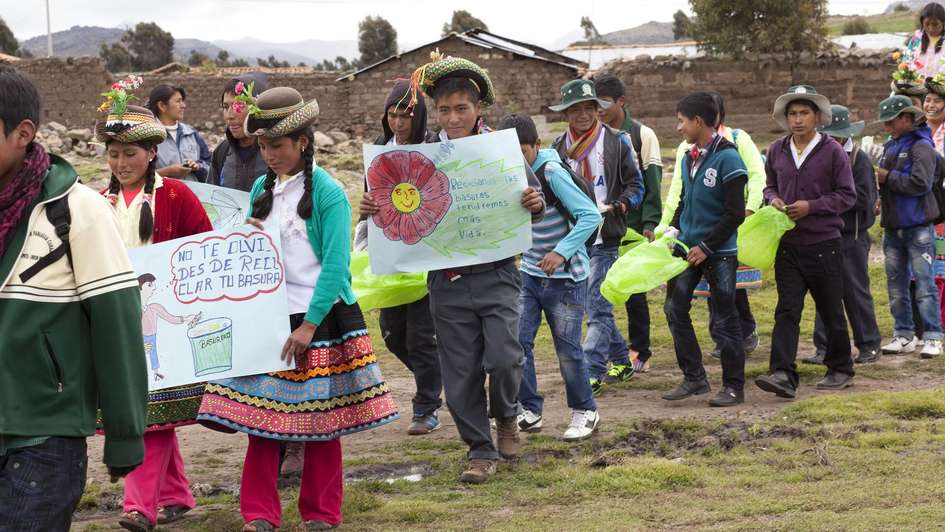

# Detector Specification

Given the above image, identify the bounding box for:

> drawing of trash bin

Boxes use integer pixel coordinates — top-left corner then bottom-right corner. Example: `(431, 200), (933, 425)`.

(188, 318), (233, 377)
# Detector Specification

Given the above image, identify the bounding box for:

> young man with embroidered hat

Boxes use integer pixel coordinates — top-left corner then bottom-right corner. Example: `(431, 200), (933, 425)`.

(802, 105), (882, 366)
(550, 79), (644, 398)
(875, 94), (945, 359)
(360, 52), (545, 484)
(756, 85), (857, 399)
(0, 65), (147, 530)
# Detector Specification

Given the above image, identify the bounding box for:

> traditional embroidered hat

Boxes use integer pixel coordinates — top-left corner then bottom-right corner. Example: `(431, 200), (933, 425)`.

(549, 79), (612, 112)
(875, 94), (925, 123)
(772, 85), (832, 130)
(926, 74), (945, 98)
(818, 105), (865, 139)
(243, 87), (320, 138)
(892, 79), (930, 98)
(94, 75), (166, 145)
(408, 49), (495, 106)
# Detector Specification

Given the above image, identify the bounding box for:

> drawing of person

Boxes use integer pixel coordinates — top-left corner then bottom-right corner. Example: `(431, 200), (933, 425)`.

(138, 273), (201, 382)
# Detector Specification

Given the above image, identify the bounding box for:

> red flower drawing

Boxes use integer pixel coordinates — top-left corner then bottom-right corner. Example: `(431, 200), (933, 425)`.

(367, 150), (452, 245)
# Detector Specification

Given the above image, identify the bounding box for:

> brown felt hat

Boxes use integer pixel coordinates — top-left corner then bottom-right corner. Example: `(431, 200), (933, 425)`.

(243, 87), (320, 138)
(94, 104), (167, 145)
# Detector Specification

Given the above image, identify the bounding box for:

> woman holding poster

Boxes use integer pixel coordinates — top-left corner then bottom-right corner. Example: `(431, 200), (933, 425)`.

(94, 77), (213, 532)
(197, 87), (399, 532)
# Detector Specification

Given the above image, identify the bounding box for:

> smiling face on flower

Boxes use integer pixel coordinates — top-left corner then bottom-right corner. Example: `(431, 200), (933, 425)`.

(368, 150), (452, 245)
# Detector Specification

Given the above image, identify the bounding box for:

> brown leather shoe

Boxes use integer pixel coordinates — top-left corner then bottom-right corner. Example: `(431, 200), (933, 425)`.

(495, 416), (521, 459)
(459, 458), (497, 484)
(280, 442), (304, 477)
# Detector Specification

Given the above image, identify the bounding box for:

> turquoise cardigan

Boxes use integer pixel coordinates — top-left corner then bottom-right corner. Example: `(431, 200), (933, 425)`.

(249, 166), (356, 326)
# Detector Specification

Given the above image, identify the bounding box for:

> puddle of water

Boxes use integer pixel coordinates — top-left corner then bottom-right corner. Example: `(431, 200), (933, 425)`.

(385, 473), (423, 483)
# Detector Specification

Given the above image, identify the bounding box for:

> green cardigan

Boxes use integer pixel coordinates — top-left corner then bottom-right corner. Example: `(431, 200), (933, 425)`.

(249, 166), (356, 325)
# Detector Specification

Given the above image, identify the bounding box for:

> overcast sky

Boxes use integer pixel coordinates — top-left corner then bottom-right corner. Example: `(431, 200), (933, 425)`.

(8, 0), (899, 48)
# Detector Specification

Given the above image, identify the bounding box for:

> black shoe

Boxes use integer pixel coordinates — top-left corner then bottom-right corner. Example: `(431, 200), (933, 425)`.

(854, 349), (880, 364)
(708, 387), (744, 407)
(661, 378), (711, 401)
(801, 351), (825, 365)
(743, 332), (759, 354)
(709, 346), (721, 360)
(816, 371), (854, 390)
(755, 371), (797, 398)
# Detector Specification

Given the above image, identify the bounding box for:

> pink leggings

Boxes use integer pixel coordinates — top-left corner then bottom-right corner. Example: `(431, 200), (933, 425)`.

(240, 435), (343, 528)
(938, 278), (945, 329)
(122, 429), (196, 525)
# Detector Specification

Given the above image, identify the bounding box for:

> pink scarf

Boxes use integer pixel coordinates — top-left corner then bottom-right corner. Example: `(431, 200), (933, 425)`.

(0, 142), (49, 258)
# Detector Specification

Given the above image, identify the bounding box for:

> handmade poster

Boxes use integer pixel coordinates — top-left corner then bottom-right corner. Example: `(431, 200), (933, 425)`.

(128, 226), (292, 391)
(363, 129), (532, 274)
(184, 181), (252, 230)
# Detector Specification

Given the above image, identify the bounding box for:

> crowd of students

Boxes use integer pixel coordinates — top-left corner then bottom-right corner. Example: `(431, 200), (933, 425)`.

(4, 6), (945, 529)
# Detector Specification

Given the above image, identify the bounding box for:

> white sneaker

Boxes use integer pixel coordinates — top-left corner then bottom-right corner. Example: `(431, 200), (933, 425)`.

(882, 336), (917, 354)
(517, 409), (543, 432)
(921, 339), (942, 359)
(562, 410), (600, 441)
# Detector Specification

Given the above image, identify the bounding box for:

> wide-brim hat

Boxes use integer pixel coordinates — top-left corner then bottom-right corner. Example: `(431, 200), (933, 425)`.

(415, 54), (496, 106)
(773, 85), (832, 130)
(94, 104), (166, 145)
(892, 79), (929, 97)
(927, 77), (945, 98)
(244, 87), (320, 138)
(818, 105), (865, 138)
(549, 79), (612, 112)
(874, 94), (925, 123)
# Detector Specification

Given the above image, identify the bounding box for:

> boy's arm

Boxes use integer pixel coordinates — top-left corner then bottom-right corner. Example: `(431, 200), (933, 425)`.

(657, 143), (686, 232)
(700, 174), (746, 255)
(193, 132), (213, 182)
(638, 127), (663, 232)
(735, 130), (766, 212)
(763, 140), (782, 203)
(524, 162), (545, 222)
(617, 133), (644, 210)
(547, 163), (602, 260)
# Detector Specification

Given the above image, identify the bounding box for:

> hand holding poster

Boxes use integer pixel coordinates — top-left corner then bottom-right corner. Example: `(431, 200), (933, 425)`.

(129, 226), (292, 391)
(363, 129), (532, 274)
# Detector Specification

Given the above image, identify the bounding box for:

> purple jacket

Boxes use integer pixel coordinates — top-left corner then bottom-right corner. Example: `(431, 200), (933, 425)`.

(764, 135), (856, 245)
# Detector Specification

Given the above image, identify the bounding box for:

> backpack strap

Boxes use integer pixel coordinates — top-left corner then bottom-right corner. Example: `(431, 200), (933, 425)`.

(629, 119), (645, 172)
(19, 197), (72, 283)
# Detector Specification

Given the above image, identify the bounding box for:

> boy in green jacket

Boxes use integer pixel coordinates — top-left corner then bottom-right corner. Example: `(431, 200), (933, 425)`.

(0, 66), (147, 531)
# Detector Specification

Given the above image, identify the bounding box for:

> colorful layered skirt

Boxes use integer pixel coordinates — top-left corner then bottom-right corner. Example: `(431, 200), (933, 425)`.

(97, 384), (205, 434)
(197, 302), (399, 441)
(934, 224), (945, 281)
(693, 264), (763, 298)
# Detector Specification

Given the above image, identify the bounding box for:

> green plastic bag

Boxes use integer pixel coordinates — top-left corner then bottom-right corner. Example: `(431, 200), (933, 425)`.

(601, 235), (690, 305)
(350, 250), (428, 311)
(736, 206), (796, 271)
(618, 227), (648, 257)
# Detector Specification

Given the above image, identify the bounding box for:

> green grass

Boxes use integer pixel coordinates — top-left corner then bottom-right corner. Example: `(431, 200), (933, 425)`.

(826, 11), (917, 36)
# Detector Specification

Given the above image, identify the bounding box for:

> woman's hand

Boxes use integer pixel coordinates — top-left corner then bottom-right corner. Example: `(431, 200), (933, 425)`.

(282, 320), (317, 369)
(521, 187), (543, 213)
(157, 165), (191, 178)
(245, 217), (265, 230)
(360, 192), (380, 217)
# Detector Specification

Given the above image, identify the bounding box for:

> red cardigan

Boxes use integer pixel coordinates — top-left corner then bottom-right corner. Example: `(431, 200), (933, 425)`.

(103, 177), (212, 243)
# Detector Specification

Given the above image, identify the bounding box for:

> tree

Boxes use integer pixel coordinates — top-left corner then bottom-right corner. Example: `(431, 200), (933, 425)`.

(673, 10), (692, 40)
(122, 22), (175, 70)
(841, 16), (873, 36)
(0, 17), (18, 55)
(187, 50), (210, 66)
(99, 42), (132, 72)
(217, 50), (230, 64)
(688, 0), (828, 58)
(580, 16), (602, 43)
(359, 15), (397, 66)
(441, 10), (488, 36)
(335, 56), (351, 71)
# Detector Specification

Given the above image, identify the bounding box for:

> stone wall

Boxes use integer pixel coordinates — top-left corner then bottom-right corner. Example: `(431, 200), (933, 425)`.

(602, 51), (895, 142)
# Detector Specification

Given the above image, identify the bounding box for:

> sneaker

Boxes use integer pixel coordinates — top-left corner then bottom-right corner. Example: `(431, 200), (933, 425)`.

(562, 409), (600, 441)
(459, 459), (497, 484)
(119, 512), (154, 532)
(743, 331), (759, 354)
(280, 442), (304, 478)
(854, 349), (881, 364)
(801, 351), (825, 365)
(708, 386), (744, 407)
(816, 371), (854, 390)
(882, 336), (917, 355)
(630, 354), (651, 373)
(495, 416), (521, 459)
(407, 412), (442, 435)
(755, 370), (797, 399)
(661, 378), (711, 401)
(605, 363), (635, 383)
(589, 378), (604, 397)
(921, 339), (943, 358)
(517, 410), (543, 433)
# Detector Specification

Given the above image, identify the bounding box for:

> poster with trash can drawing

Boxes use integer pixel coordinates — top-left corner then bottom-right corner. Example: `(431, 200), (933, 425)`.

(128, 226), (293, 391)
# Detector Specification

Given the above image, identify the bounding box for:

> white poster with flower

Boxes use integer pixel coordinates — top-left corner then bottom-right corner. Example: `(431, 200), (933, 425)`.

(363, 129), (532, 275)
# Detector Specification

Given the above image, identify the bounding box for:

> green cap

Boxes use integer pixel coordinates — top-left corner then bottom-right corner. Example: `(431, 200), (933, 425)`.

(549, 79), (612, 112)
(875, 95), (924, 123)
(818, 105), (865, 138)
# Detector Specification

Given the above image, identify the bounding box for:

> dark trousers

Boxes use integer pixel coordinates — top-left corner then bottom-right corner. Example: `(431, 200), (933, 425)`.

(664, 255), (745, 390)
(0, 437), (87, 532)
(771, 240), (854, 388)
(813, 232), (881, 353)
(708, 288), (757, 345)
(379, 295), (443, 417)
(624, 292), (651, 362)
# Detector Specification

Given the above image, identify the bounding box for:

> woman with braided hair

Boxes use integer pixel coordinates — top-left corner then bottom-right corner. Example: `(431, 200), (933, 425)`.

(197, 87), (398, 532)
(95, 83), (213, 532)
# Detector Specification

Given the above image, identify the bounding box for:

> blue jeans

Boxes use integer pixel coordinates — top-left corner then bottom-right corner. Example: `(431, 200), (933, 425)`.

(884, 225), (944, 340)
(664, 255), (745, 390)
(583, 244), (629, 380)
(518, 273), (596, 414)
(0, 437), (87, 532)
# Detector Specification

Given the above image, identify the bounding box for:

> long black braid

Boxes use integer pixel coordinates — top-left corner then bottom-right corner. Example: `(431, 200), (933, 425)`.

(106, 140), (157, 243)
(920, 3), (945, 53)
(250, 127), (316, 220)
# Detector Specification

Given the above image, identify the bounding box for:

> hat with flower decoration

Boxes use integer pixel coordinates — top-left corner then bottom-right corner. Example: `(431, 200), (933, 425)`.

(243, 87), (320, 138)
(406, 49), (495, 108)
(94, 75), (166, 145)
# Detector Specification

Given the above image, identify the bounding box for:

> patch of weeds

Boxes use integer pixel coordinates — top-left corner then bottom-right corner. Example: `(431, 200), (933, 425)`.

(343, 485), (386, 514)
(855, 431), (913, 449)
(182, 509), (244, 531)
(573, 458), (700, 497)
(374, 499), (448, 524)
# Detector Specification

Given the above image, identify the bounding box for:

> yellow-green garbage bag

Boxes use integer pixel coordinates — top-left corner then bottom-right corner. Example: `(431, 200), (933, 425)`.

(736, 206), (796, 271)
(601, 235), (690, 305)
(350, 250), (428, 311)
(618, 227), (648, 257)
